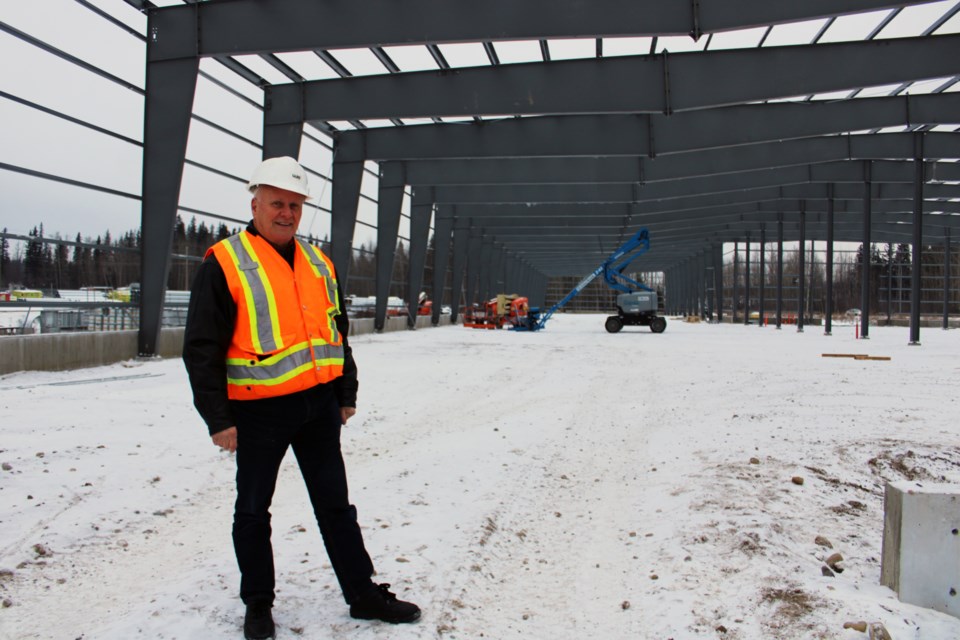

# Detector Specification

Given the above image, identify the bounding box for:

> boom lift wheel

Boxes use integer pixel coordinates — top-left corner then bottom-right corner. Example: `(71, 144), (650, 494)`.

(605, 316), (624, 333)
(650, 316), (667, 333)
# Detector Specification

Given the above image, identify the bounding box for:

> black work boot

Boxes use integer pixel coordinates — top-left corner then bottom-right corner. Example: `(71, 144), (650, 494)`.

(243, 600), (275, 640)
(349, 583), (421, 624)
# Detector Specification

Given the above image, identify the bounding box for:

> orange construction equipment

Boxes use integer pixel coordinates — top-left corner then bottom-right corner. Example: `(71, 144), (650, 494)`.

(463, 294), (529, 329)
(416, 291), (432, 316)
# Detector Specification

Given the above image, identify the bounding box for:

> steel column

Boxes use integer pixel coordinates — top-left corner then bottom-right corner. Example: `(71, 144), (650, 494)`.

(689, 257), (696, 317)
(714, 243), (723, 323)
(692, 262), (698, 318)
(759, 225), (766, 328)
(776, 212), (784, 329)
(825, 185), (835, 335)
(138, 55), (199, 357)
(682, 260), (690, 316)
(744, 234), (751, 325)
(431, 208), (454, 326)
(330, 156), (364, 284)
(504, 255), (518, 293)
(533, 272), (548, 309)
(491, 245), (506, 294)
(262, 85), (304, 158)
(797, 203), (807, 333)
(374, 164), (405, 331)
(860, 162), (873, 340)
(944, 228), (952, 331)
(700, 251), (708, 318)
(523, 263), (536, 301)
(465, 229), (482, 310)
(407, 187), (433, 328)
(909, 133), (924, 345)
(262, 125), (303, 159)
(450, 216), (470, 322)
(478, 238), (494, 303)
(732, 241), (739, 324)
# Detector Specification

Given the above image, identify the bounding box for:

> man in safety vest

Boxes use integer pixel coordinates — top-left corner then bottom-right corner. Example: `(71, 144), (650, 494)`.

(183, 157), (420, 640)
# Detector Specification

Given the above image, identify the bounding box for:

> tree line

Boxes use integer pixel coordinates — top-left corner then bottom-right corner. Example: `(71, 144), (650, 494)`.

(0, 218), (430, 300)
(1, 218), (237, 292)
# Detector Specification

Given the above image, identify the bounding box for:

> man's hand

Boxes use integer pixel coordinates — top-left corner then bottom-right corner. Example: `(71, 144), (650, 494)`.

(212, 426), (238, 452)
(341, 407), (356, 425)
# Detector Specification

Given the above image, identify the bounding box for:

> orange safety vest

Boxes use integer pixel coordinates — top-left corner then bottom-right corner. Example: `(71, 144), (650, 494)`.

(208, 231), (345, 400)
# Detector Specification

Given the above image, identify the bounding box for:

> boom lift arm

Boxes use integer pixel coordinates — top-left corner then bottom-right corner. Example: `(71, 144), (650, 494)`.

(520, 228), (653, 331)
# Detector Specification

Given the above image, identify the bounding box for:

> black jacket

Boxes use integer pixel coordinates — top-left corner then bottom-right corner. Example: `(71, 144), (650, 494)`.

(182, 224), (358, 435)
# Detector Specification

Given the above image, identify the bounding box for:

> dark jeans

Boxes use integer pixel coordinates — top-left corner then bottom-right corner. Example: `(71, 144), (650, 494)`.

(231, 384), (374, 606)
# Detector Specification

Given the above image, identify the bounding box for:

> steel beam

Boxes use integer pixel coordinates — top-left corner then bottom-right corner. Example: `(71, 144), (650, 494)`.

(269, 36), (960, 122)
(147, 0), (935, 60)
(425, 165), (960, 205)
(390, 135), (960, 185)
(336, 93), (960, 162)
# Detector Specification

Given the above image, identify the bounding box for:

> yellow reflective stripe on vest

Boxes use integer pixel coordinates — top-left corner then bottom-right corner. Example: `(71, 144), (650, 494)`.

(226, 234), (283, 353)
(226, 340), (345, 386)
(297, 240), (332, 278)
(296, 241), (341, 344)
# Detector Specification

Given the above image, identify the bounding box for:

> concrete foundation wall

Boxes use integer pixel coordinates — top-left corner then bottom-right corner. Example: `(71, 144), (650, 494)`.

(0, 315), (452, 376)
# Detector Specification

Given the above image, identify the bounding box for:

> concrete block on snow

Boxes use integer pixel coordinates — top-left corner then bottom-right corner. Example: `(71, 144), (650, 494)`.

(881, 481), (960, 619)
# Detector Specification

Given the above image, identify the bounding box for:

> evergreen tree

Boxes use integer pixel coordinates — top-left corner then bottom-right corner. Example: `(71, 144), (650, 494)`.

(54, 239), (69, 290)
(186, 216), (198, 249)
(101, 231), (116, 288)
(24, 226), (44, 288)
(195, 220), (211, 255)
(92, 236), (104, 286)
(71, 233), (85, 287)
(0, 228), (10, 288)
(169, 216), (187, 289)
(390, 241), (409, 298)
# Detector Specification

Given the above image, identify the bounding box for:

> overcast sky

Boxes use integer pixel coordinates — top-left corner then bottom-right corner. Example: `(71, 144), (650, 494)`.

(1, 0), (958, 253)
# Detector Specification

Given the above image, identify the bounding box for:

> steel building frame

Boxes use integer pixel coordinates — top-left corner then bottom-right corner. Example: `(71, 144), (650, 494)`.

(134, 0), (960, 353)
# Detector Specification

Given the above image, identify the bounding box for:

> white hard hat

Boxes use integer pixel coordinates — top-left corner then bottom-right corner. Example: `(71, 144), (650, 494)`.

(247, 156), (311, 198)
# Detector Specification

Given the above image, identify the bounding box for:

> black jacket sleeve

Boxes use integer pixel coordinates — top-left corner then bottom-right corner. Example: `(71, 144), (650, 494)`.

(331, 277), (359, 408)
(182, 256), (236, 435)
(183, 256), (237, 435)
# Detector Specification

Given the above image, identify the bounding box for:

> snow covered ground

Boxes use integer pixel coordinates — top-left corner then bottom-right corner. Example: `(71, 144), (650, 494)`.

(1, 315), (958, 640)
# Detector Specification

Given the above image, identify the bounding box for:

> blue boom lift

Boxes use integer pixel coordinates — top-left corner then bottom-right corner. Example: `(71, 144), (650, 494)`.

(518, 227), (666, 333)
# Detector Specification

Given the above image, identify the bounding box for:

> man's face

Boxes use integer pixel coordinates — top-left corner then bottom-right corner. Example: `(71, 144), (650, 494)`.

(251, 185), (306, 246)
